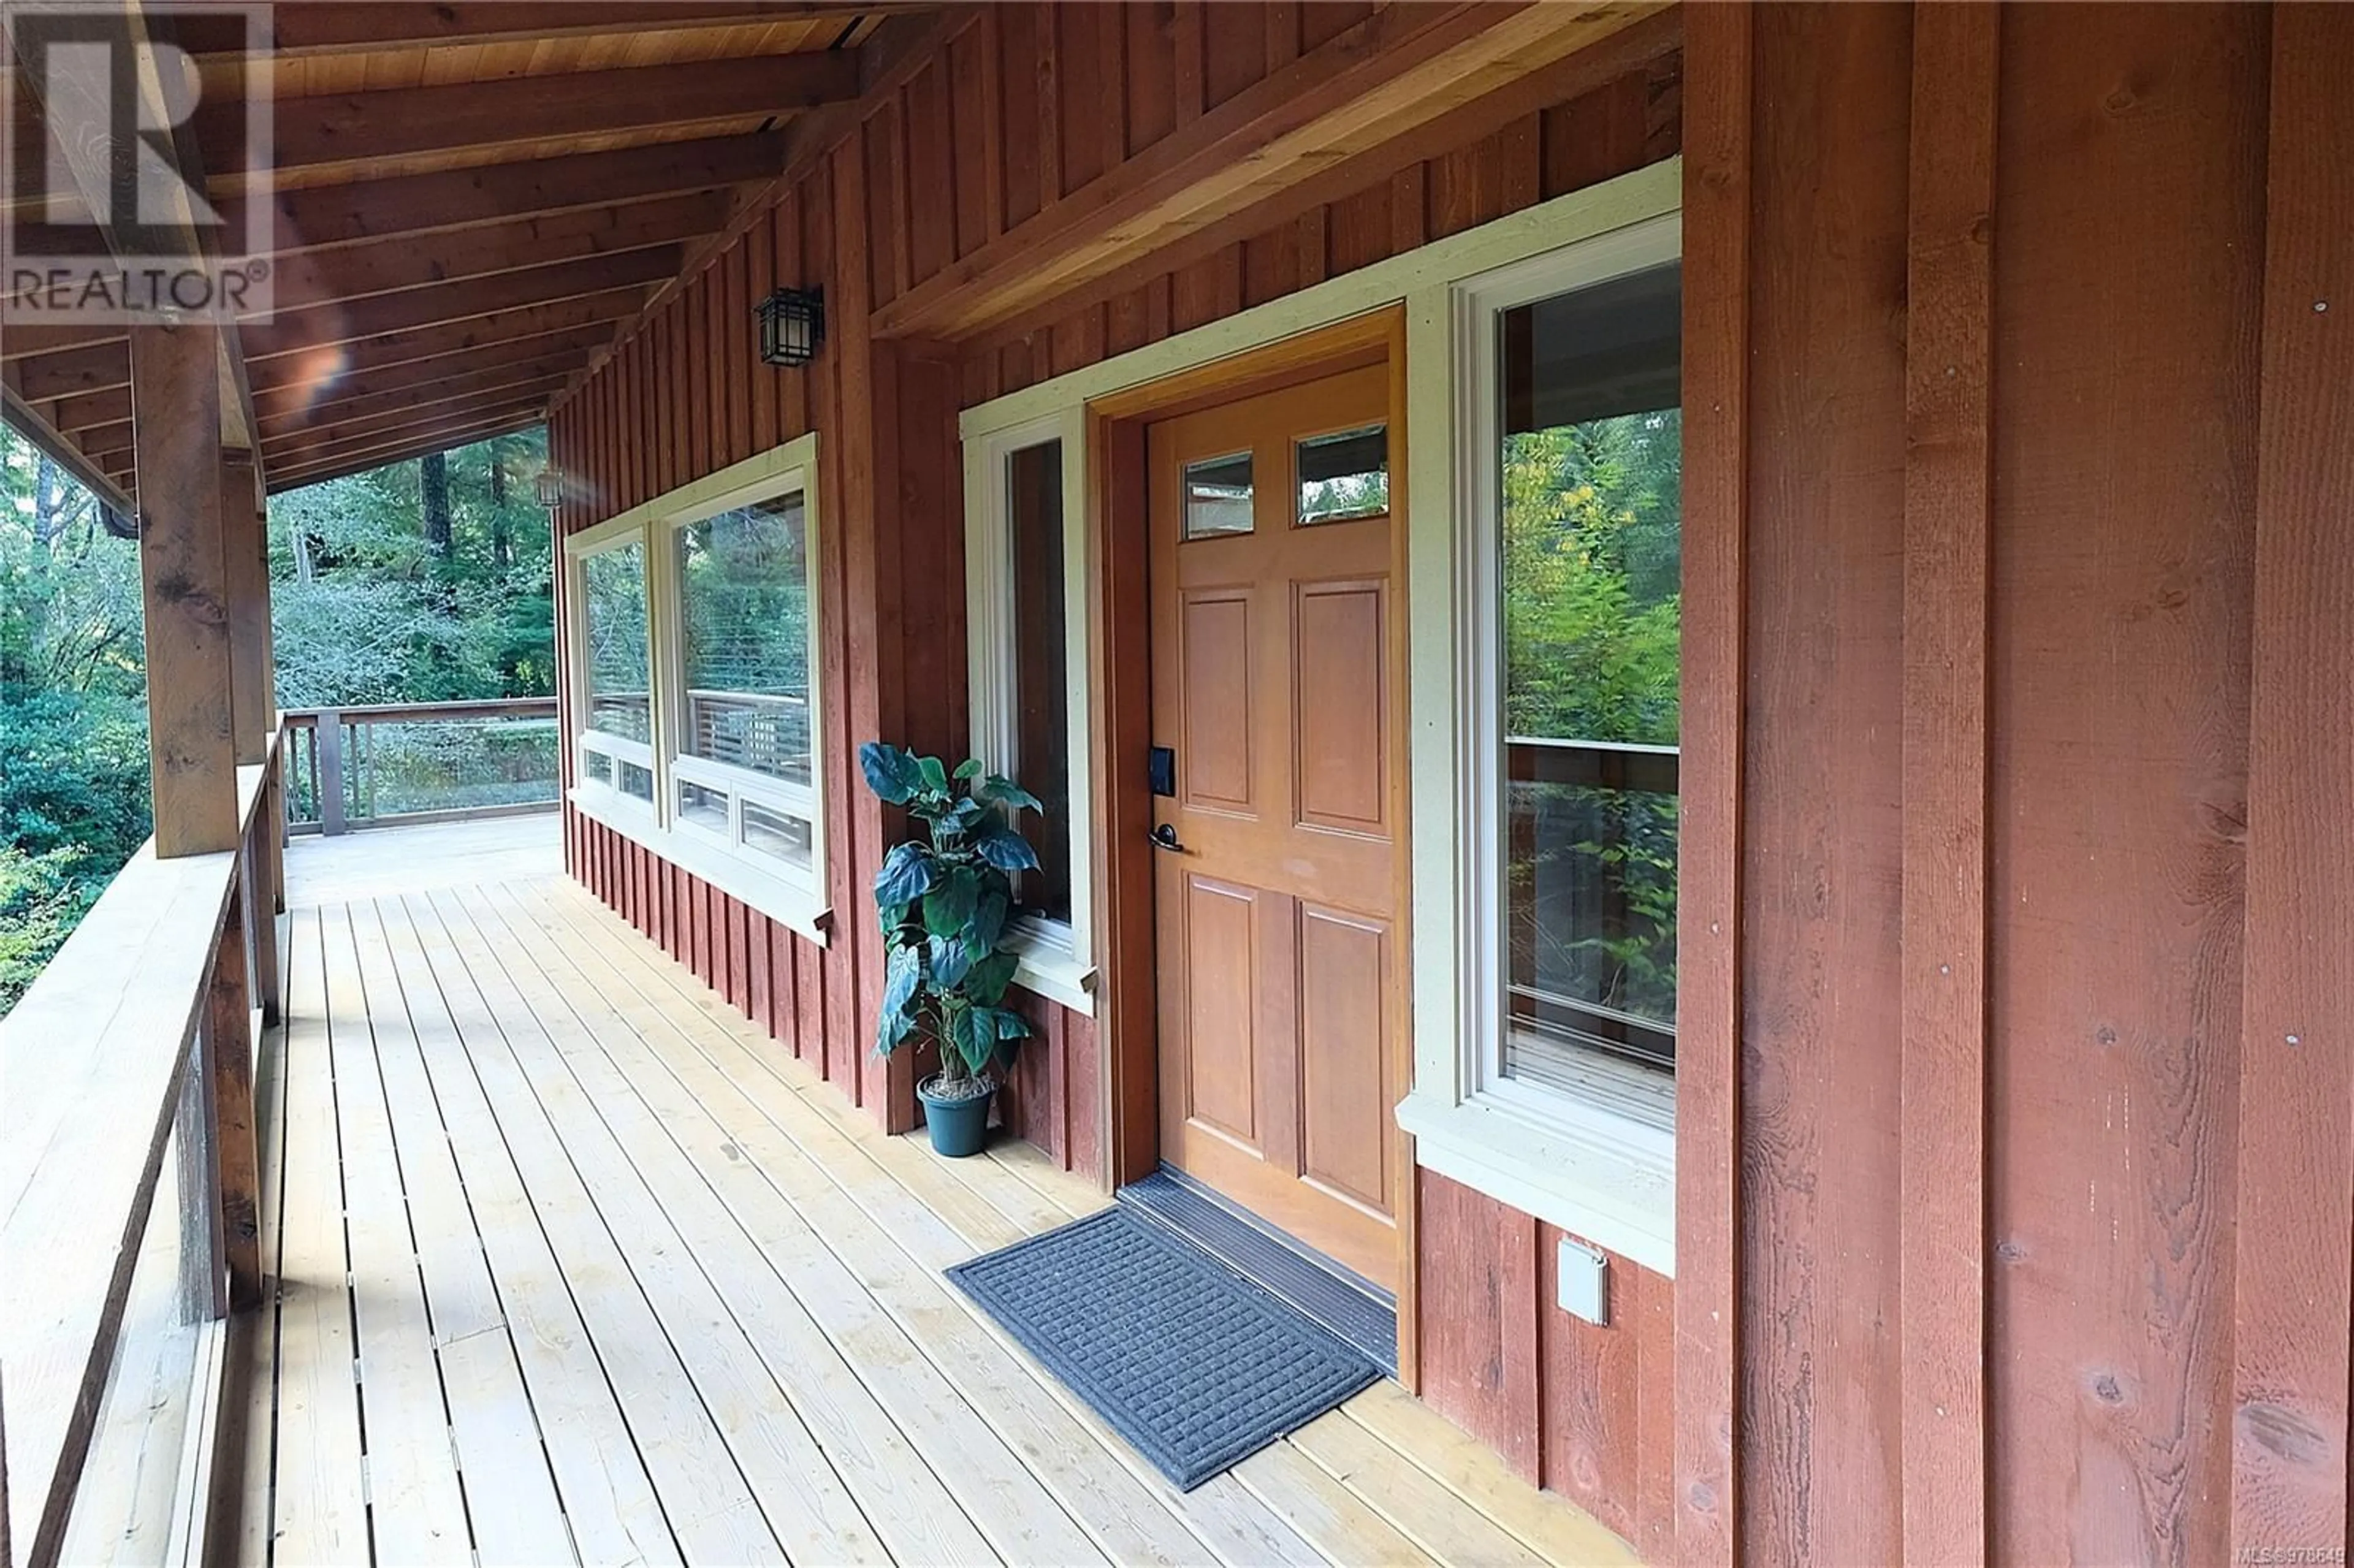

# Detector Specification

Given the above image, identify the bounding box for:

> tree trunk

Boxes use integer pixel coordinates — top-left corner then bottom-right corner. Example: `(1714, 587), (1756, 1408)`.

(421, 451), (451, 557)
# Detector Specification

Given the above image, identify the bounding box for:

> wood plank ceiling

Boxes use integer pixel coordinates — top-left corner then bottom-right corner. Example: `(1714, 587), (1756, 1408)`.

(1, 1), (940, 495)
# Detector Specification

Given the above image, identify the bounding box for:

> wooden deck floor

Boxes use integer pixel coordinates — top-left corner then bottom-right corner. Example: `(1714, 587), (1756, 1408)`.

(228, 831), (1637, 1567)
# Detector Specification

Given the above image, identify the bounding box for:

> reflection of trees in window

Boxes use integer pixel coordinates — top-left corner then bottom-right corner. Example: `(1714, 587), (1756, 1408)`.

(678, 496), (810, 785)
(583, 544), (650, 742)
(1503, 408), (1681, 1064)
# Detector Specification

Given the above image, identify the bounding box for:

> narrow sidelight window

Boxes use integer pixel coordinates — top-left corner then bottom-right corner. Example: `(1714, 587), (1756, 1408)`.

(962, 413), (1095, 1011)
(1496, 261), (1682, 1088)
(1005, 439), (1072, 926)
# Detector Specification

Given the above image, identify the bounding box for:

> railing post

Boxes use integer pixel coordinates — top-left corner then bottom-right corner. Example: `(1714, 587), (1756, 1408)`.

(254, 764), (283, 1025)
(317, 709), (346, 836)
(207, 877), (262, 1312)
(176, 1028), (227, 1325)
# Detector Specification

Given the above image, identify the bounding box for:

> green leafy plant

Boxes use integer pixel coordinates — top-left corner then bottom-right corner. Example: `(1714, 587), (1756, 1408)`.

(859, 742), (1040, 1099)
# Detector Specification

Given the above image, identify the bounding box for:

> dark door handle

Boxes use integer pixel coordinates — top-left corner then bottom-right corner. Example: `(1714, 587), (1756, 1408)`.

(1151, 822), (1186, 853)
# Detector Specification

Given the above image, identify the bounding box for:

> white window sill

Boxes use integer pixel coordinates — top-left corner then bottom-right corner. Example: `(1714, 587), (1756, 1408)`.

(1395, 1088), (1675, 1277)
(1008, 928), (1095, 1015)
(569, 786), (830, 948)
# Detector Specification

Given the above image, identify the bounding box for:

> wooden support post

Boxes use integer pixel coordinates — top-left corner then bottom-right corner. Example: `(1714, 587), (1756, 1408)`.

(316, 709), (346, 836)
(221, 452), (274, 765)
(208, 878), (264, 1312)
(131, 322), (239, 856)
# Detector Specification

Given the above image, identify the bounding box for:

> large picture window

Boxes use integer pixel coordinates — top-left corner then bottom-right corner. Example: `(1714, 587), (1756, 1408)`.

(668, 490), (820, 881)
(963, 411), (1093, 1011)
(563, 435), (828, 937)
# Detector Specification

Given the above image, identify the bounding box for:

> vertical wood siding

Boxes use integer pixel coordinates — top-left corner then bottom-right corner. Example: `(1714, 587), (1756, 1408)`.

(1677, 6), (2354, 1564)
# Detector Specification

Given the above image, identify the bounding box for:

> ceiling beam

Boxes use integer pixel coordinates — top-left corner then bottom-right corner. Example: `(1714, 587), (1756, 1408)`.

(0, 382), (139, 517)
(240, 248), (677, 360)
(261, 387), (562, 457)
(871, 0), (1669, 341)
(180, 3), (924, 61)
(216, 133), (787, 257)
(246, 291), (643, 384)
(266, 410), (544, 489)
(75, 418), (134, 459)
(264, 409), (550, 477)
(40, 385), (132, 433)
(197, 51), (858, 178)
(13, 342), (131, 403)
(259, 190), (732, 315)
(253, 341), (600, 426)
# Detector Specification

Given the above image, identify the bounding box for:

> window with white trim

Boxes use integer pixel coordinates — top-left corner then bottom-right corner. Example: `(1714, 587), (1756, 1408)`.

(562, 435), (830, 939)
(1395, 210), (1683, 1277)
(578, 537), (657, 807)
(964, 413), (1094, 1012)
(664, 489), (821, 887)
(1487, 257), (1682, 1116)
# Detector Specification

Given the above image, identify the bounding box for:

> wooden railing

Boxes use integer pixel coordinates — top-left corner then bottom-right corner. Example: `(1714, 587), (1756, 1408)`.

(281, 698), (559, 835)
(0, 731), (284, 1568)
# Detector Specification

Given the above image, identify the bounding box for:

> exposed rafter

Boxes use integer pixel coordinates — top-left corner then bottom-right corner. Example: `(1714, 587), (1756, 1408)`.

(197, 52), (860, 179)
(218, 134), (788, 257)
(177, 2), (923, 61)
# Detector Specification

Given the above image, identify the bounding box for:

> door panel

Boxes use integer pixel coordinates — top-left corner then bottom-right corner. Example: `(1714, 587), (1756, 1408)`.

(1297, 902), (1391, 1214)
(1149, 361), (1402, 1290)
(1180, 875), (1260, 1146)
(1293, 580), (1388, 833)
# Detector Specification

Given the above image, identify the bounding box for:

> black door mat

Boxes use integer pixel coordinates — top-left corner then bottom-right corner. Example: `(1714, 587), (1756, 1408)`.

(1117, 1166), (1399, 1376)
(947, 1206), (1381, 1490)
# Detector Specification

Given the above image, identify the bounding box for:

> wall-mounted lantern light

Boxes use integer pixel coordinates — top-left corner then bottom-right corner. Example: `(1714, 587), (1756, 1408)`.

(534, 466), (566, 511)
(757, 287), (825, 368)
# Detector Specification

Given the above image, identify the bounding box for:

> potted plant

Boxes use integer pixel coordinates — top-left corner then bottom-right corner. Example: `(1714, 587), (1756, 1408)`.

(859, 740), (1041, 1157)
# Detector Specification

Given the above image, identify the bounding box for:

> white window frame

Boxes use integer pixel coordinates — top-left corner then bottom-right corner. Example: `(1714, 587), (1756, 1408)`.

(962, 408), (1095, 1013)
(569, 532), (661, 826)
(1394, 210), (1683, 1277)
(562, 433), (831, 943)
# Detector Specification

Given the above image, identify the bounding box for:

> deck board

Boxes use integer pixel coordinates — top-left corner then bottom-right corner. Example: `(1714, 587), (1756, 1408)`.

(230, 821), (1641, 1567)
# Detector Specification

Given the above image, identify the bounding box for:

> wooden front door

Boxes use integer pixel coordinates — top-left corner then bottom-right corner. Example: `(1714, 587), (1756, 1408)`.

(1148, 361), (1402, 1290)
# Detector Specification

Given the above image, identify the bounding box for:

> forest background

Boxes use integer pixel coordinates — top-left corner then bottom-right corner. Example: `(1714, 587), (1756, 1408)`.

(0, 424), (555, 1011)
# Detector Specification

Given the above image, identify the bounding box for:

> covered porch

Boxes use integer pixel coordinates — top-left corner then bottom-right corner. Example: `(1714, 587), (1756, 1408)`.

(229, 816), (1626, 1567)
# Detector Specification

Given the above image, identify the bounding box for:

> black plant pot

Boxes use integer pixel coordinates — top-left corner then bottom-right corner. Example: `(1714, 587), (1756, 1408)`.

(918, 1074), (994, 1158)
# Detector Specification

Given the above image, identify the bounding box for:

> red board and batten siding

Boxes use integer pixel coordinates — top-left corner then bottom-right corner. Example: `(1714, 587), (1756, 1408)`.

(547, 4), (1685, 1547)
(1670, 6), (2354, 1565)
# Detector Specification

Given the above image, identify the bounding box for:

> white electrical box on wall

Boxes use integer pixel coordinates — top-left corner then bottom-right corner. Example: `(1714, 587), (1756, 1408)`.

(1557, 1235), (1609, 1326)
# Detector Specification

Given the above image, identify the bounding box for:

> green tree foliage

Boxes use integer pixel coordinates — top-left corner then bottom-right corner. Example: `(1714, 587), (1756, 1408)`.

(0, 436), (153, 1007)
(1503, 409), (1682, 1031)
(270, 430), (555, 706)
(1, 423), (557, 1014)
